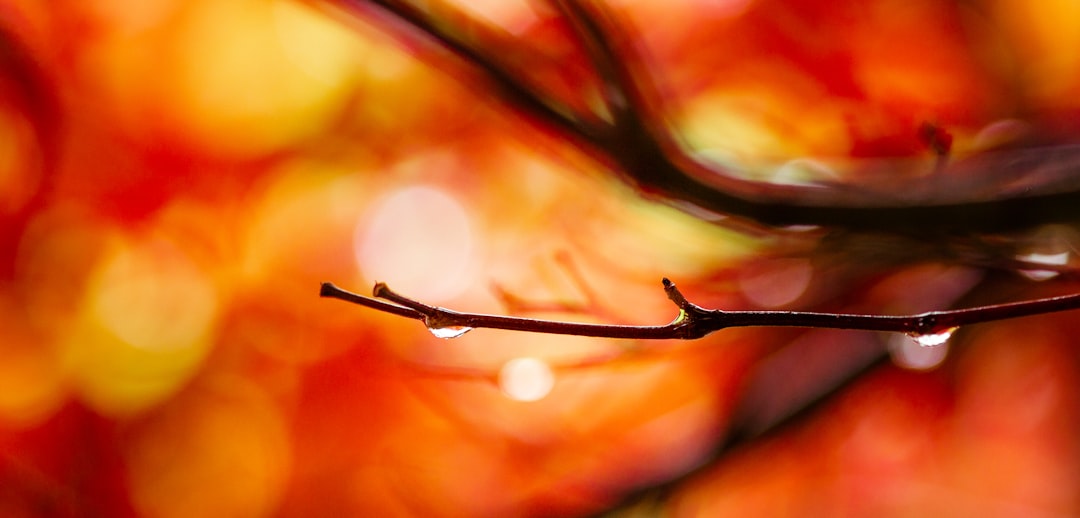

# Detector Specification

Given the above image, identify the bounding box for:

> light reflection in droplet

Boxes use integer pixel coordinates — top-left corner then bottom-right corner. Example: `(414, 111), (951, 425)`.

(910, 329), (954, 348)
(354, 185), (475, 303)
(1013, 225), (1079, 281)
(1016, 251), (1070, 281)
(427, 326), (473, 339)
(498, 357), (555, 402)
(890, 329), (953, 370)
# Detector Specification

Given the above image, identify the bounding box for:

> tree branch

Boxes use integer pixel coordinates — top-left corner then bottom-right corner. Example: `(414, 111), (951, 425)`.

(327, 0), (614, 146)
(316, 0), (1080, 234)
(320, 279), (1080, 341)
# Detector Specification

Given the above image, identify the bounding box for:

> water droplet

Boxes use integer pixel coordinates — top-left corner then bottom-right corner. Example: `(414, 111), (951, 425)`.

(908, 327), (957, 348)
(499, 357), (554, 402)
(1016, 251), (1069, 281)
(890, 331), (951, 371)
(1012, 225), (1079, 282)
(428, 326), (473, 339)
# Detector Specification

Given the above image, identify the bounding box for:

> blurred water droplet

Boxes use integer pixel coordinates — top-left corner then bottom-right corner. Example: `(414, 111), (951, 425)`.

(908, 327), (957, 348)
(355, 184), (475, 303)
(427, 325), (472, 339)
(1012, 225), (1079, 281)
(499, 358), (554, 401)
(1016, 251), (1069, 281)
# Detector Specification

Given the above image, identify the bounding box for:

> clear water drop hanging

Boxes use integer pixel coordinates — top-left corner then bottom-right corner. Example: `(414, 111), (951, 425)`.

(890, 331), (951, 371)
(427, 325), (473, 339)
(908, 326), (958, 348)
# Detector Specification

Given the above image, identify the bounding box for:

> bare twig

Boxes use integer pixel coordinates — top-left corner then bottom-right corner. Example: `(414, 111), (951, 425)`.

(321, 279), (1080, 340)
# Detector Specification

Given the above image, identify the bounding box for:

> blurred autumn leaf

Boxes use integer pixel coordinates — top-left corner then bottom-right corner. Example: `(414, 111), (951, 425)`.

(1, 1), (1079, 517)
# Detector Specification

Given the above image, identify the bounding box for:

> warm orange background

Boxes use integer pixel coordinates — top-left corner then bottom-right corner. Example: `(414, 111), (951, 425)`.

(1, 1), (1079, 516)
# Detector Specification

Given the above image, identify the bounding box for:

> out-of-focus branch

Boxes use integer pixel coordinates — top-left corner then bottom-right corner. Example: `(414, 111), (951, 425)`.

(328, 0), (615, 146)
(318, 0), (1080, 233)
(320, 280), (1080, 340)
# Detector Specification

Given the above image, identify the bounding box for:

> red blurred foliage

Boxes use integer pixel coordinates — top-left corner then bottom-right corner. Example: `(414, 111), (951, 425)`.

(1, 1), (1080, 517)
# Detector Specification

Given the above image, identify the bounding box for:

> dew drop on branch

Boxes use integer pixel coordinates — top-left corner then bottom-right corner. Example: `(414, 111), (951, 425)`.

(908, 326), (957, 348)
(1013, 224), (1078, 281)
(1016, 251), (1069, 281)
(890, 327), (957, 371)
(427, 325), (473, 339)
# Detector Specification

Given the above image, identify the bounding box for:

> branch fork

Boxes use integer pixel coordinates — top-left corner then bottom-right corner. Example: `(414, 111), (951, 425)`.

(321, 279), (1080, 341)
(325, 0), (1080, 233)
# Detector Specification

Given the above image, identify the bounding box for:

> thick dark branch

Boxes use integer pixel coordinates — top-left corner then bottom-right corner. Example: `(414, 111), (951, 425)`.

(547, 1), (1080, 231)
(317, 0), (1080, 234)
(320, 280), (1080, 340)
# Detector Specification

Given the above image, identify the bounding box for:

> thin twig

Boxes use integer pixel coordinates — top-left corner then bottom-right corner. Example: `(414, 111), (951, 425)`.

(320, 279), (1080, 340)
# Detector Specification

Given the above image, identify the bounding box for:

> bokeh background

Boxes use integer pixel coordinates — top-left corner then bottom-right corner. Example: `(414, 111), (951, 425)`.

(2, 0), (1080, 516)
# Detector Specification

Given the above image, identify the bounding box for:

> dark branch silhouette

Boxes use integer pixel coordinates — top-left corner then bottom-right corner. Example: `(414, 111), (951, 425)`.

(309, 0), (1080, 347)
(318, 0), (1080, 233)
(306, 3), (1080, 512)
(320, 279), (1080, 341)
